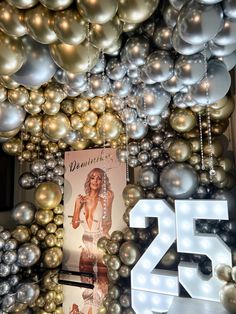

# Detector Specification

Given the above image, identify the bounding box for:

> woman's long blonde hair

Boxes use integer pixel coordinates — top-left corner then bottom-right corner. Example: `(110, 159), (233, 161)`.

(84, 168), (111, 195)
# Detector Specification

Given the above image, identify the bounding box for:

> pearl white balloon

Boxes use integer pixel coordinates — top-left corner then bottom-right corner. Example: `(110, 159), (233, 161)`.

(0, 100), (26, 132)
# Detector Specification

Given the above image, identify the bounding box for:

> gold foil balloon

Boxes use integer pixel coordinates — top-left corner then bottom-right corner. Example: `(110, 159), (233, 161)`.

(0, 75), (19, 89)
(209, 97), (235, 121)
(74, 97), (89, 113)
(43, 112), (70, 141)
(12, 225), (31, 243)
(118, 0), (159, 23)
(170, 108), (197, 133)
(34, 181), (62, 210)
(203, 138), (223, 158)
(119, 240), (140, 266)
(24, 115), (42, 135)
(168, 139), (192, 162)
(0, 30), (25, 75)
(53, 9), (86, 45)
(6, 0), (39, 9)
(0, 127), (21, 138)
(82, 110), (98, 126)
(43, 247), (63, 268)
(8, 87), (29, 106)
(70, 113), (83, 130)
(0, 85), (7, 102)
(0, 2), (27, 37)
(122, 184), (145, 207)
(81, 125), (96, 139)
(50, 40), (99, 74)
(90, 97), (106, 113)
(210, 96), (228, 110)
(96, 112), (122, 140)
(44, 83), (65, 103)
(42, 101), (60, 115)
(77, 0), (118, 24)
(39, 0), (73, 10)
(71, 138), (90, 150)
(30, 89), (45, 106)
(35, 210), (54, 225)
(90, 16), (122, 50)
(2, 137), (22, 155)
(25, 4), (57, 44)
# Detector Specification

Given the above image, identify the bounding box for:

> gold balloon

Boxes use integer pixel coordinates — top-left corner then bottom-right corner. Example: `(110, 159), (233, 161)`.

(24, 102), (41, 115)
(218, 157), (234, 172)
(47, 142), (59, 154)
(12, 225), (31, 242)
(70, 113), (83, 130)
(58, 139), (67, 150)
(118, 0), (159, 23)
(55, 292), (64, 305)
(45, 234), (57, 247)
(189, 138), (200, 152)
(74, 97), (89, 113)
(46, 222), (57, 234)
(25, 4), (58, 44)
(210, 96), (228, 110)
(34, 181), (62, 210)
(169, 108), (197, 133)
(71, 138), (90, 150)
(35, 210), (54, 225)
(2, 137), (22, 155)
(96, 112), (122, 140)
(30, 88), (45, 106)
(26, 142), (36, 151)
(90, 16), (122, 50)
(168, 139), (192, 162)
(40, 0), (73, 10)
(0, 85), (7, 102)
(43, 112), (70, 140)
(0, 75), (19, 89)
(81, 125), (96, 139)
(24, 115), (43, 135)
(81, 110), (98, 126)
(44, 301), (57, 312)
(189, 153), (201, 166)
(42, 101), (60, 115)
(50, 39), (99, 74)
(54, 214), (64, 226)
(203, 138), (223, 158)
(54, 204), (64, 214)
(91, 134), (103, 145)
(123, 22), (139, 32)
(212, 166), (226, 184)
(219, 283), (236, 313)
(44, 82), (65, 103)
(104, 36), (122, 55)
(43, 247), (63, 268)
(0, 127), (21, 138)
(61, 99), (75, 115)
(6, 0), (38, 9)
(22, 149), (32, 160)
(77, 0), (118, 24)
(0, 30), (25, 75)
(209, 97), (235, 121)
(190, 104), (205, 114)
(0, 2), (27, 37)
(53, 9), (86, 45)
(55, 228), (64, 238)
(45, 290), (56, 302)
(90, 97), (106, 113)
(8, 86), (29, 106)
(122, 184), (145, 207)
(54, 307), (64, 314)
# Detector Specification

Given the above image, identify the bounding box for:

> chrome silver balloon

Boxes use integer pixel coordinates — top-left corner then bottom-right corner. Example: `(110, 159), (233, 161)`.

(106, 58), (127, 80)
(89, 74), (111, 97)
(16, 282), (40, 305)
(209, 41), (236, 57)
(18, 172), (36, 190)
(138, 166), (158, 188)
(0, 281), (10, 295)
(223, 0), (236, 18)
(17, 243), (41, 267)
(163, 4), (178, 28)
(214, 17), (236, 46)
(111, 76), (132, 98)
(0, 100), (26, 132)
(120, 108), (137, 124)
(30, 159), (47, 176)
(169, 0), (187, 10)
(2, 251), (17, 265)
(126, 119), (148, 140)
(128, 142), (140, 156)
(161, 73), (184, 93)
(12, 202), (36, 225)
(218, 51), (236, 71)
(153, 26), (173, 50)
(125, 36), (150, 66)
(146, 50), (174, 82)
(110, 96), (125, 111)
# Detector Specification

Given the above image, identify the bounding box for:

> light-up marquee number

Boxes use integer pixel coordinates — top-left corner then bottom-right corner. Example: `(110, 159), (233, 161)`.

(130, 200), (232, 314)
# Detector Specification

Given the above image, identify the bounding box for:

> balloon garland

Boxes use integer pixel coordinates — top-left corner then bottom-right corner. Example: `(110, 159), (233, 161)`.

(0, 0), (235, 313)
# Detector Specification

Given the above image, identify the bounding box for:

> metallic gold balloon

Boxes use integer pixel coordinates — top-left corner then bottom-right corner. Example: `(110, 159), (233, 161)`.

(8, 87), (29, 106)
(189, 138), (200, 152)
(53, 9), (86, 45)
(104, 37), (122, 55)
(50, 40), (99, 74)
(35, 210), (54, 225)
(46, 222), (57, 234)
(118, 0), (159, 23)
(96, 112), (122, 140)
(74, 97), (89, 113)
(24, 115), (43, 135)
(34, 181), (62, 210)
(81, 110), (98, 126)
(77, 0), (118, 24)
(209, 97), (235, 121)
(45, 234), (57, 247)
(61, 99), (75, 115)
(70, 113), (83, 130)
(119, 240), (140, 266)
(0, 85), (7, 102)
(0, 75), (19, 89)
(43, 247), (63, 268)
(0, 127), (21, 138)
(0, 30), (25, 75)
(218, 157), (234, 172)
(42, 101), (60, 115)
(40, 0), (73, 10)
(210, 96), (228, 110)
(169, 108), (197, 133)
(123, 22), (139, 32)
(43, 112), (70, 141)
(24, 103), (41, 115)
(12, 225), (31, 243)
(54, 214), (63, 226)
(122, 184), (145, 207)
(0, 2), (27, 37)
(44, 82), (65, 103)
(81, 125), (96, 139)
(2, 137), (22, 156)
(25, 4), (57, 44)
(6, 0), (38, 9)
(71, 138), (90, 150)
(30, 88), (45, 106)
(55, 228), (64, 238)
(220, 283), (236, 313)
(168, 139), (192, 162)
(54, 204), (64, 215)
(90, 97), (106, 113)
(90, 16), (122, 50)
(203, 138), (223, 158)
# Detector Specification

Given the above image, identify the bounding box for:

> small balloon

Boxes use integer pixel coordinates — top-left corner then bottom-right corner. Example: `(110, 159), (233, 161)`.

(12, 202), (36, 225)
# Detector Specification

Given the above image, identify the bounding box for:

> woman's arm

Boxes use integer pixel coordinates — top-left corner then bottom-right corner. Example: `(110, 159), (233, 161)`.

(72, 195), (84, 229)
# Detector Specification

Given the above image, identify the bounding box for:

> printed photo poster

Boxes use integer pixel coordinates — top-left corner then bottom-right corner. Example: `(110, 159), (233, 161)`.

(63, 148), (127, 273)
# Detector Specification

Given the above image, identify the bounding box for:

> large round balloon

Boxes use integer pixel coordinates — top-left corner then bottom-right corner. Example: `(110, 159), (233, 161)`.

(12, 202), (36, 225)
(214, 17), (236, 46)
(191, 59), (231, 105)
(96, 112), (122, 140)
(6, 0), (38, 9)
(169, 108), (197, 133)
(160, 163), (198, 199)
(43, 112), (70, 141)
(17, 243), (41, 267)
(50, 40), (99, 74)
(119, 241), (140, 266)
(177, 1), (223, 45)
(34, 181), (62, 210)
(0, 30), (25, 76)
(12, 36), (56, 87)
(118, 0), (159, 24)
(124, 36), (150, 66)
(39, 0), (73, 10)
(77, 0), (118, 24)
(0, 100), (26, 132)
(146, 50), (174, 82)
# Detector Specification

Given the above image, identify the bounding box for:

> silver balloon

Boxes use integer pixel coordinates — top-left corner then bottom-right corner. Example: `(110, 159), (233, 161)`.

(137, 85), (171, 115)
(146, 50), (174, 82)
(140, 66), (156, 85)
(223, 0), (236, 18)
(138, 151), (150, 164)
(138, 166), (158, 188)
(106, 58), (127, 80)
(4, 239), (17, 251)
(218, 51), (236, 71)
(173, 92), (196, 108)
(0, 263), (11, 277)
(0, 281), (10, 295)
(30, 159), (47, 176)
(153, 26), (173, 50)
(90, 55), (106, 74)
(2, 251), (17, 265)
(169, 0), (187, 10)
(12, 36), (56, 87)
(46, 158), (57, 169)
(172, 26), (205, 55)
(128, 156), (140, 168)
(116, 147), (128, 163)
(54, 68), (66, 84)
(175, 53), (205, 85)
(17, 243), (41, 267)
(110, 96), (125, 111)
(62, 129), (78, 145)
(209, 40), (236, 57)
(111, 77), (132, 98)
(16, 283), (40, 305)
(2, 294), (16, 312)
(177, 1), (223, 45)
(125, 36), (150, 66)
(10, 263), (20, 274)
(89, 74), (110, 97)
(0, 230), (11, 240)
(18, 172), (36, 190)
(12, 202), (36, 225)
(126, 119), (148, 140)
(65, 72), (87, 89)
(147, 115), (162, 127)
(0, 100), (25, 132)
(161, 73), (184, 93)
(163, 3), (178, 28)
(214, 17), (236, 46)
(120, 108), (137, 124)
(53, 165), (64, 176)
(128, 142), (140, 155)
(8, 274), (20, 287)
(160, 163), (199, 199)
(191, 59), (231, 105)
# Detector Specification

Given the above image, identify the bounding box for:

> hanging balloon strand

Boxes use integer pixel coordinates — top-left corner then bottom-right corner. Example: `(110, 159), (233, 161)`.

(86, 23), (91, 86)
(198, 112), (205, 171)
(125, 99), (130, 183)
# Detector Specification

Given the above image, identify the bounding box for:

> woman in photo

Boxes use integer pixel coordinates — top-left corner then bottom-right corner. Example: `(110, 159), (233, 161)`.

(72, 168), (114, 273)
